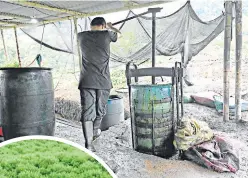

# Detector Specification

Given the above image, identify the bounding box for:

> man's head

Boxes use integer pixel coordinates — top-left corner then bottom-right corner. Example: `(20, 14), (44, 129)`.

(90, 17), (106, 31)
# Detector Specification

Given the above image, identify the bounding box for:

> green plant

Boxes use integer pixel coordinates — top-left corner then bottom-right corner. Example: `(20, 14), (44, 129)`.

(0, 140), (112, 178)
(0, 60), (19, 68)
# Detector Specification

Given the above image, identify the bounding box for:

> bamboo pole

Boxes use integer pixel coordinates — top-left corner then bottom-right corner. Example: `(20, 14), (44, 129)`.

(17, 1), (87, 16)
(73, 18), (82, 72)
(0, 29), (9, 61)
(235, 1), (242, 121)
(0, 12), (31, 19)
(0, 20), (30, 25)
(223, 1), (233, 122)
(14, 27), (21, 67)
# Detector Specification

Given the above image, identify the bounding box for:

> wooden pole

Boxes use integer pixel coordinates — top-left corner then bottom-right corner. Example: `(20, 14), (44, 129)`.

(0, 29), (9, 61)
(73, 18), (82, 72)
(14, 27), (21, 67)
(235, 1), (242, 121)
(223, 1), (233, 122)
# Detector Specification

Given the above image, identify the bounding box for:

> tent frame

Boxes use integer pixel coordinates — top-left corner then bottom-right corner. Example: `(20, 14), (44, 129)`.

(0, 1), (167, 29)
(0, 0), (244, 122)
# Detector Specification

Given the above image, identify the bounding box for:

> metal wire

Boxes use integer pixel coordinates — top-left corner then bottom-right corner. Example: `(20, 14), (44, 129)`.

(54, 54), (70, 90)
(53, 23), (72, 52)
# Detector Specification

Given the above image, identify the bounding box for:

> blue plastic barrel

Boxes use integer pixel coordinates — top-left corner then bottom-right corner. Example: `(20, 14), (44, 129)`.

(100, 95), (124, 131)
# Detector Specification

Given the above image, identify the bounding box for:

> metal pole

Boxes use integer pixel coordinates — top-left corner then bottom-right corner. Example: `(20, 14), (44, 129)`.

(152, 12), (156, 84)
(0, 29), (8, 61)
(73, 17), (82, 72)
(112, 11), (151, 26)
(175, 62), (180, 126)
(14, 27), (21, 67)
(223, 1), (233, 122)
(147, 8), (162, 84)
(235, 1), (242, 121)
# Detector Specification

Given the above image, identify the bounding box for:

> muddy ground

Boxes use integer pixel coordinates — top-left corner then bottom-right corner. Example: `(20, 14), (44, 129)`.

(54, 43), (248, 178)
(54, 102), (248, 178)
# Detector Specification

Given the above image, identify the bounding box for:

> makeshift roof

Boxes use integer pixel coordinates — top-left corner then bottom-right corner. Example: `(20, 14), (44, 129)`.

(0, 0), (170, 29)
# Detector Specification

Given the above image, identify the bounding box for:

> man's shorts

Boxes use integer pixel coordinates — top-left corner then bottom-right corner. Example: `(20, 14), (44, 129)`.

(79, 89), (110, 122)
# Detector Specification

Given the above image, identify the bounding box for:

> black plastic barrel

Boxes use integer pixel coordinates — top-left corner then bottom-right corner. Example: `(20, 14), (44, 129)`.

(0, 68), (55, 140)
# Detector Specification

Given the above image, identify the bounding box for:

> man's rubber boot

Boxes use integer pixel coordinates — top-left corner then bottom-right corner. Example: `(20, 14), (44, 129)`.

(93, 118), (102, 140)
(93, 129), (101, 141)
(183, 67), (194, 86)
(82, 121), (96, 152)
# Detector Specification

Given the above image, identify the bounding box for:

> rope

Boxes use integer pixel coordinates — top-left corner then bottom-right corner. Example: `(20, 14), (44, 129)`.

(21, 29), (73, 54)
(40, 25), (45, 51)
(54, 19), (81, 91)
(54, 55), (70, 90)
(53, 22), (72, 52)
(78, 24), (83, 32)
(26, 56), (37, 67)
(53, 21), (76, 90)
(26, 25), (45, 67)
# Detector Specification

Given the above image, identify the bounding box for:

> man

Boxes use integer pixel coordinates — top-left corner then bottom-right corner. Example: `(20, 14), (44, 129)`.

(77, 17), (121, 151)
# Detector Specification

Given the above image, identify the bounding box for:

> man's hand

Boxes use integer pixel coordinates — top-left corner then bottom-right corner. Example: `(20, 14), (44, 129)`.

(107, 22), (122, 39)
(106, 22), (113, 29)
(106, 22), (121, 35)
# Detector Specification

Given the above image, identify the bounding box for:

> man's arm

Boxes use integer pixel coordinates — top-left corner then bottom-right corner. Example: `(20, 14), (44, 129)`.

(106, 22), (122, 39)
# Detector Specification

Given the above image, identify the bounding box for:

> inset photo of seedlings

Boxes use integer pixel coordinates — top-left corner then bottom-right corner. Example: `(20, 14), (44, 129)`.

(0, 136), (115, 178)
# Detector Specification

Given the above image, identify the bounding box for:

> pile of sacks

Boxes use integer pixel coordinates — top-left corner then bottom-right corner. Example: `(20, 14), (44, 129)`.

(174, 117), (240, 173)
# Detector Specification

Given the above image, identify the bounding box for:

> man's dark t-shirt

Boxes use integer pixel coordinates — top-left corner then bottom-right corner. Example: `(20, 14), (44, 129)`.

(78, 30), (117, 89)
